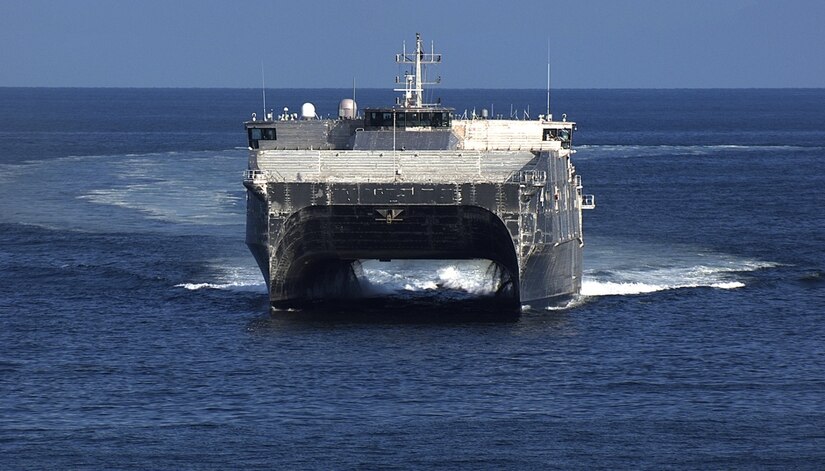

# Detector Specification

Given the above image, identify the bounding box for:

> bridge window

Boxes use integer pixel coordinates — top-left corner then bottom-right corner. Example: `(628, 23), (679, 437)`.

(366, 110), (451, 128)
(559, 129), (572, 149)
(542, 128), (572, 148)
(248, 127), (276, 149)
(402, 110), (451, 128)
(367, 111), (395, 127)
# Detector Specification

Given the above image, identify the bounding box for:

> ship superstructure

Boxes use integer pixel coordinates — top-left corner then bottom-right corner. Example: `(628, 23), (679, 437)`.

(243, 33), (594, 309)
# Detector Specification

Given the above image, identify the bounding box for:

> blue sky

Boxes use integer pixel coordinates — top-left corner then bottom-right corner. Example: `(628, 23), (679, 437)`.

(2, 0), (823, 88)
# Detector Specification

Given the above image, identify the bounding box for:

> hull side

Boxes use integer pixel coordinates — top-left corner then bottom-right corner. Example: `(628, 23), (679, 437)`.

(519, 239), (582, 308)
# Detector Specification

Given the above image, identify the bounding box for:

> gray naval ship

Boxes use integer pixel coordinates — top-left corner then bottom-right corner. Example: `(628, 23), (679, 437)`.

(243, 33), (594, 310)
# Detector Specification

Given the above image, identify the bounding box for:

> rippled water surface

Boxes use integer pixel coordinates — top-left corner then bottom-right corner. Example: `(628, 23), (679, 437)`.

(1, 88), (824, 469)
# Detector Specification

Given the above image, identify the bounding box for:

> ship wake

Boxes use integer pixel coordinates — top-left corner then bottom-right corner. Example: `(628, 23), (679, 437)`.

(580, 238), (778, 298)
(175, 260), (266, 292)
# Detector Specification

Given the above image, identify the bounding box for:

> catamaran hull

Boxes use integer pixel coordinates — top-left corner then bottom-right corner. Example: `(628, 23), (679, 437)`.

(245, 177), (582, 309)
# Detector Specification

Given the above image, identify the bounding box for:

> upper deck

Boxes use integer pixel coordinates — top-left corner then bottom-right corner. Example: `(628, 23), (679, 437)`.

(244, 32), (574, 154)
(244, 114), (574, 152)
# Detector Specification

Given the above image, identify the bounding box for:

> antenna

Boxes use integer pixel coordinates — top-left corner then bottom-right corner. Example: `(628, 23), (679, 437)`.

(546, 63), (551, 118)
(546, 38), (552, 120)
(261, 61), (267, 120)
(394, 33), (442, 108)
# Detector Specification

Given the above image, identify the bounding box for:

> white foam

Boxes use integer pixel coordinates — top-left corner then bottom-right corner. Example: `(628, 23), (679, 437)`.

(436, 265), (497, 294)
(581, 280), (667, 296)
(176, 260), (266, 293)
(360, 260), (501, 297)
(177, 282), (224, 290)
(580, 279), (746, 297)
(711, 281), (746, 290)
(175, 280), (264, 291)
(580, 240), (774, 298)
(355, 248), (766, 301)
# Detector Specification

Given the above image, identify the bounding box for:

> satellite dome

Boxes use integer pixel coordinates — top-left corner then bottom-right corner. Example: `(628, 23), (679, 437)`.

(301, 102), (316, 120)
(338, 98), (357, 119)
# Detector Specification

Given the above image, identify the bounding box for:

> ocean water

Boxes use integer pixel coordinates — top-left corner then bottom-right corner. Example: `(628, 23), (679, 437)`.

(1, 87), (824, 469)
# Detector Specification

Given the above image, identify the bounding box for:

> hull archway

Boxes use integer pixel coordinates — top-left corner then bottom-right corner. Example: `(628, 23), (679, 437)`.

(268, 205), (520, 305)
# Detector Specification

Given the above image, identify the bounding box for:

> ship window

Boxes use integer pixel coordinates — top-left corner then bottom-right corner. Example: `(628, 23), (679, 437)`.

(248, 127), (276, 149)
(367, 112), (396, 127)
(366, 110), (451, 128)
(400, 111), (449, 128)
(542, 129), (558, 141)
(249, 127), (276, 140)
(420, 112), (431, 127)
(559, 129), (572, 149)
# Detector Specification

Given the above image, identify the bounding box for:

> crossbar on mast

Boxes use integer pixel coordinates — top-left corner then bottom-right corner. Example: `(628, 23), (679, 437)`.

(394, 33), (441, 108)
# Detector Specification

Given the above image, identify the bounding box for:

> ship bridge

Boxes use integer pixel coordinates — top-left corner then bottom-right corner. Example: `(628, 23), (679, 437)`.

(364, 108), (452, 129)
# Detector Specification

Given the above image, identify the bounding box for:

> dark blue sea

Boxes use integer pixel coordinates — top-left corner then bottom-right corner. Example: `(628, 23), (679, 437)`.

(1, 87), (824, 469)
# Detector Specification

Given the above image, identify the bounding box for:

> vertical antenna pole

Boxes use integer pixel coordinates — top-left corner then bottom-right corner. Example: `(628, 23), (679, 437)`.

(546, 63), (551, 118)
(261, 61), (267, 119)
(414, 33), (423, 108)
(546, 38), (551, 119)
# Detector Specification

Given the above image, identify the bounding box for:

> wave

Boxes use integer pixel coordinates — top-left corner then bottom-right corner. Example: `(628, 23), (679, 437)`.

(177, 260), (504, 301)
(174, 249), (774, 309)
(175, 261), (266, 292)
(359, 252), (771, 305)
(359, 260), (502, 298)
(358, 249), (775, 305)
(539, 274), (749, 311)
(176, 281), (263, 291)
(581, 242), (778, 297)
(581, 279), (745, 297)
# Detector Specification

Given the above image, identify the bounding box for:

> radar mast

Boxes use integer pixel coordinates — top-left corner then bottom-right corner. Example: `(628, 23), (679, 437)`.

(394, 33), (441, 108)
